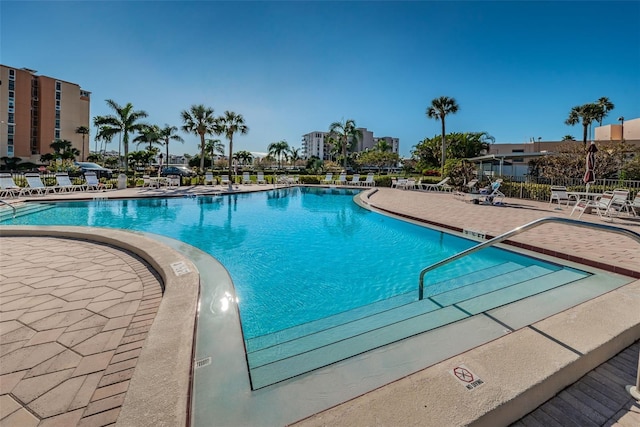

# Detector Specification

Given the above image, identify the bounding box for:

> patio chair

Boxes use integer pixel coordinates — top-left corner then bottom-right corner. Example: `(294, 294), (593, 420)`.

(570, 191), (621, 221)
(349, 174), (360, 185)
(471, 180), (504, 205)
(334, 173), (348, 186)
(220, 175), (231, 186)
(360, 173), (375, 187)
(549, 185), (570, 207)
(453, 179), (479, 200)
(204, 172), (216, 186)
(611, 189), (631, 215)
(320, 173), (333, 184)
(55, 173), (87, 192)
(422, 177), (452, 192)
(242, 172), (252, 185)
(0, 173), (27, 198)
(256, 172), (267, 185)
(24, 173), (58, 195)
(84, 172), (112, 191)
(627, 193), (640, 216)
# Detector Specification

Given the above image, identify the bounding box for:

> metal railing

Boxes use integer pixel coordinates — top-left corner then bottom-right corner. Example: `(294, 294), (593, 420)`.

(418, 216), (640, 300)
(0, 200), (16, 218)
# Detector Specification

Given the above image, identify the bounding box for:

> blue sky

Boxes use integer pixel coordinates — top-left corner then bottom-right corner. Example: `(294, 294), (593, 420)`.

(2, 1), (639, 158)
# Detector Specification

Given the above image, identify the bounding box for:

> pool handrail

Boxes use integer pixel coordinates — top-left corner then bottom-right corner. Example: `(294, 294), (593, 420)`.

(0, 200), (16, 218)
(418, 216), (640, 300)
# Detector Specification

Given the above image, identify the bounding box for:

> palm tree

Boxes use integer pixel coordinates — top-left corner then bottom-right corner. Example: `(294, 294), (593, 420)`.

(217, 111), (249, 190)
(93, 123), (117, 157)
(133, 124), (162, 151)
(204, 138), (224, 168)
(75, 126), (89, 161)
(157, 124), (184, 164)
(565, 103), (600, 148)
(595, 97), (615, 126)
(373, 139), (392, 152)
(235, 150), (254, 166)
(93, 100), (148, 172)
(288, 147), (301, 167)
(328, 119), (362, 169)
(426, 96), (460, 176)
(268, 140), (290, 168)
(562, 135), (575, 141)
(180, 104), (218, 172)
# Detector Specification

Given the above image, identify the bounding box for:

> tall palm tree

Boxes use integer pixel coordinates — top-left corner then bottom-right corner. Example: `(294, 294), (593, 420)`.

(328, 119), (362, 169)
(93, 124), (117, 158)
(268, 140), (290, 168)
(426, 96), (459, 176)
(93, 100), (148, 172)
(158, 124), (184, 164)
(75, 126), (89, 161)
(562, 135), (575, 141)
(217, 111), (249, 190)
(180, 104), (218, 172)
(565, 103), (600, 148)
(595, 97), (615, 126)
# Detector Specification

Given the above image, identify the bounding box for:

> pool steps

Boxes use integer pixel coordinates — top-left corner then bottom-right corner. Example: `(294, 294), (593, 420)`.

(0, 202), (54, 222)
(246, 262), (590, 389)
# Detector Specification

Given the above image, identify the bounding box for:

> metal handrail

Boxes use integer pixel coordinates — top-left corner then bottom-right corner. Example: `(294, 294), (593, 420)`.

(418, 216), (640, 300)
(0, 200), (17, 218)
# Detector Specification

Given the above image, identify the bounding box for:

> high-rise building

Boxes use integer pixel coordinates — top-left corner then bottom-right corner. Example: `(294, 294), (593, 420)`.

(0, 65), (91, 164)
(301, 128), (399, 160)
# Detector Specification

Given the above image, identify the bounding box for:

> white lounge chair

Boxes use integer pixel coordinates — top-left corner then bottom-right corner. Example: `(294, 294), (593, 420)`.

(349, 174), (360, 185)
(321, 173), (333, 184)
(453, 178), (478, 200)
(570, 191), (622, 221)
(359, 173), (375, 187)
(220, 175), (231, 186)
(549, 185), (570, 207)
(334, 173), (348, 186)
(0, 173), (26, 198)
(84, 172), (112, 191)
(55, 173), (87, 192)
(204, 172), (216, 186)
(256, 172), (267, 185)
(242, 172), (252, 185)
(471, 180), (505, 205)
(24, 173), (58, 195)
(627, 193), (640, 216)
(422, 177), (452, 192)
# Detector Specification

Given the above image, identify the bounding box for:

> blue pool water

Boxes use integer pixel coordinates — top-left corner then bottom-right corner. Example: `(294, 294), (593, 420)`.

(2, 187), (564, 338)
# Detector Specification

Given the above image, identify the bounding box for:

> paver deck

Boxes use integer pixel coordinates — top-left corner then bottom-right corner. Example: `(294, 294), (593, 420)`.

(1, 184), (639, 426)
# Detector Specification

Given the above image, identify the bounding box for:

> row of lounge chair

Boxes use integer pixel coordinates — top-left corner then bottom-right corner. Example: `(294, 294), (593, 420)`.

(320, 173), (376, 187)
(203, 172), (269, 186)
(0, 172), (111, 198)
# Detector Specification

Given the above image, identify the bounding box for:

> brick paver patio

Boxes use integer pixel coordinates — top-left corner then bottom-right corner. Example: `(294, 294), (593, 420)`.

(0, 237), (162, 426)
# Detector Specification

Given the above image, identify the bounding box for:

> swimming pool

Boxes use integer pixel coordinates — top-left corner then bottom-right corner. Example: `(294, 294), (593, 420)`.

(2, 187), (584, 341)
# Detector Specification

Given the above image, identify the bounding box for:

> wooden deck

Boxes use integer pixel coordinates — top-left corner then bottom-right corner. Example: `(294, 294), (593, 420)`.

(511, 340), (640, 427)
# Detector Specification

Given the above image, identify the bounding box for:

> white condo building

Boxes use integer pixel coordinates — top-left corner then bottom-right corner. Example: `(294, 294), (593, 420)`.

(301, 128), (399, 160)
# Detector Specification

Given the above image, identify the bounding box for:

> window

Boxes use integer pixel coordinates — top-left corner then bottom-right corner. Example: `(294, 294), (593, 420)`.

(55, 130), (60, 138)
(9, 69), (15, 78)
(55, 92), (61, 100)
(8, 125), (14, 134)
(56, 81), (61, 91)
(8, 135), (14, 145)
(512, 149), (524, 163)
(8, 80), (14, 90)
(56, 100), (61, 110)
(7, 146), (13, 157)
(8, 113), (14, 123)
(8, 91), (14, 99)
(55, 110), (60, 119)
(55, 119), (60, 128)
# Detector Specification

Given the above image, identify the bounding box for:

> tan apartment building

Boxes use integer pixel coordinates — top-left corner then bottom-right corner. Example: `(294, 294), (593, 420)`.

(0, 65), (90, 165)
(301, 128), (399, 160)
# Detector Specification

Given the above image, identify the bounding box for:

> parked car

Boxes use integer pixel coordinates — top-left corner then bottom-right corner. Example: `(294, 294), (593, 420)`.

(160, 166), (197, 177)
(74, 162), (113, 179)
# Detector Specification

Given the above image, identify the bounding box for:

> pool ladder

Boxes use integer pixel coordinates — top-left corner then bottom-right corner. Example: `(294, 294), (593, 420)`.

(0, 200), (16, 218)
(418, 216), (640, 300)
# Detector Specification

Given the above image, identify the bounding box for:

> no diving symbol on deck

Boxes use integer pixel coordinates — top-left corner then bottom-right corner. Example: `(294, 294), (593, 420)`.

(449, 364), (485, 391)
